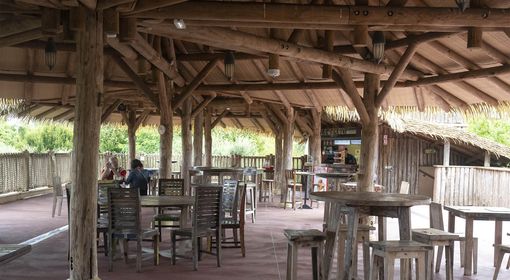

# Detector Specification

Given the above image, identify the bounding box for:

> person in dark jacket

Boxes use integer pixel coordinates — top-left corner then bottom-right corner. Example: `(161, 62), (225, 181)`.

(125, 159), (148, 195)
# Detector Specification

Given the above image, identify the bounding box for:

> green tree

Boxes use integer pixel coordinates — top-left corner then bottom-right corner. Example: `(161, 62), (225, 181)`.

(24, 123), (73, 152)
(99, 124), (128, 153)
(136, 126), (159, 154)
(468, 118), (510, 146)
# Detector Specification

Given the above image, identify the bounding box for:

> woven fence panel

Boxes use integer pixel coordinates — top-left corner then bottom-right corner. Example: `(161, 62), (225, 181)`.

(0, 153), (27, 193)
(30, 153), (52, 188)
(55, 153), (72, 183)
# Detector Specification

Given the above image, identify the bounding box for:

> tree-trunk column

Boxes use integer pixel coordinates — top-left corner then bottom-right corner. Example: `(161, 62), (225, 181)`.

(181, 99), (193, 194)
(193, 110), (203, 167)
(310, 109), (322, 166)
(127, 110), (136, 162)
(157, 73), (172, 178)
(281, 110), (295, 199)
(204, 108), (212, 167)
(70, 7), (102, 280)
(274, 127), (283, 201)
(358, 73), (380, 192)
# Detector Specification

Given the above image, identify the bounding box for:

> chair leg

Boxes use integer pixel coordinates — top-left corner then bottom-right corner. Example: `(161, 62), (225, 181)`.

(493, 248), (505, 280)
(153, 235), (159, 266)
(103, 231), (108, 256)
(286, 243), (293, 280)
(192, 235), (198, 271)
(370, 254), (380, 280)
(240, 226), (246, 257)
(51, 195), (57, 218)
(136, 239), (142, 273)
(292, 185), (296, 210)
(473, 238), (478, 274)
(363, 238), (370, 280)
(384, 256), (395, 280)
(506, 253), (510, 269)
(312, 246), (319, 280)
(171, 232), (176, 265)
(417, 254), (427, 280)
(123, 239), (129, 263)
(436, 245), (444, 272)
(459, 241), (465, 267)
(108, 236), (114, 272)
(291, 244), (298, 280)
(57, 196), (63, 216)
(216, 229), (222, 267)
(446, 243), (454, 280)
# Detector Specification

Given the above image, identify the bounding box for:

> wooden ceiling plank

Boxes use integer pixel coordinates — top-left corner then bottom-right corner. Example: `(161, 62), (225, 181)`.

(211, 109), (229, 128)
(0, 29), (43, 48)
(123, 0), (187, 15)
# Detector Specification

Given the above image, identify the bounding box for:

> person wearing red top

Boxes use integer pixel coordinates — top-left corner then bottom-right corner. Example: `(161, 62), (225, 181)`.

(100, 156), (126, 180)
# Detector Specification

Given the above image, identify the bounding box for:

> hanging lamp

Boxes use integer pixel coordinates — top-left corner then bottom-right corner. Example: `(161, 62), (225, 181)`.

(45, 38), (57, 70)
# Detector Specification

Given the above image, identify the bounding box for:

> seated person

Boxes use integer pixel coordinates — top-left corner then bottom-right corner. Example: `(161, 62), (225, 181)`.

(124, 159), (148, 196)
(100, 156), (126, 180)
(344, 148), (357, 165)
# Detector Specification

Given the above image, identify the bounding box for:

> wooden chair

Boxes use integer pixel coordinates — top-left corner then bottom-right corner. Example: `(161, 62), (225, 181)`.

(284, 169), (302, 210)
(337, 224), (375, 280)
(260, 170), (274, 203)
(369, 240), (431, 280)
(153, 178), (185, 240)
(97, 180), (119, 256)
(218, 180), (246, 257)
(107, 187), (159, 272)
(51, 176), (64, 217)
(428, 202), (478, 274)
(493, 233), (510, 280)
(171, 186), (223, 270)
(243, 167), (257, 223)
(284, 229), (325, 280)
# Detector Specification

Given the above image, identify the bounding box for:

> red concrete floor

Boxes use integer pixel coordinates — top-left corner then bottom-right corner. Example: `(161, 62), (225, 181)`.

(1, 194), (510, 279)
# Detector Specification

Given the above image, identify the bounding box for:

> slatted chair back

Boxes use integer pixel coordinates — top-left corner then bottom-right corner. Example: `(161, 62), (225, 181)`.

(221, 180), (246, 223)
(107, 187), (141, 234)
(429, 202), (445, 230)
(193, 186), (223, 235)
(285, 169), (296, 185)
(399, 181), (410, 194)
(98, 180), (120, 217)
(159, 178), (185, 196)
(243, 167), (257, 183)
(53, 176), (62, 196)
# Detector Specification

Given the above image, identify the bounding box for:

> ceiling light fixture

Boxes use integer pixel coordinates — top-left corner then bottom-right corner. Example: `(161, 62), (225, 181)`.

(173, 19), (186, 29)
(372, 31), (385, 64)
(224, 51), (235, 81)
(455, 0), (469, 12)
(267, 54), (280, 78)
(44, 37), (57, 70)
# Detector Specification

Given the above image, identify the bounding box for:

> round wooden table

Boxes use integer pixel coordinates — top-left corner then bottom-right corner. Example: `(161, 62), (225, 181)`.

(310, 191), (431, 280)
(141, 196), (194, 225)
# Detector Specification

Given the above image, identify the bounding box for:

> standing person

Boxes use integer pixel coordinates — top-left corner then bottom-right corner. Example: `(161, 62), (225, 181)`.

(344, 148), (357, 165)
(100, 156), (126, 180)
(125, 159), (149, 196)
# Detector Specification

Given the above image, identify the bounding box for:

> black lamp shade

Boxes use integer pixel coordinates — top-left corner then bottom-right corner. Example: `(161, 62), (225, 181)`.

(45, 38), (57, 70)
(224, 52), (235, 80)
(372, 31), (385, 63)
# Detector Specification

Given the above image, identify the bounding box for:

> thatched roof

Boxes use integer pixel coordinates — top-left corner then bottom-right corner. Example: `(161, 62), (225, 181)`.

(386, 117), (510, 159)
(1, 0), (510, 133)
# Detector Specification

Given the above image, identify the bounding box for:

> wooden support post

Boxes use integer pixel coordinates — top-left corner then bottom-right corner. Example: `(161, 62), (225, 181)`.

(193, 108), (204, 167)
(181, 99), (193, 194)
(468, 0), (483, 48)
(310, 109), (322, 166)
(322, 29), (334, 78)
(154, 37), (173, 179)
(484, 151), (491, 167)
(274, 125), (284, 201)
(282, 108), (295, 196)
(358, 73), (380, 192)
(124, 109), (137, 162)
(443, 140), (450, 166)
(204, 108), (213, 167)
(69, 7), (102, 280)
(119, 17), (136, 42)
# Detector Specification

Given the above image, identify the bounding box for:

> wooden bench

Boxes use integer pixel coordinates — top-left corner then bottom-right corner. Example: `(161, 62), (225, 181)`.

(0, 244), (32, 265)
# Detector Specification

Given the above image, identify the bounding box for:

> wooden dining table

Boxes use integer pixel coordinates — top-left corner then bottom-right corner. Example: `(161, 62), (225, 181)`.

(310, 191), (431, 280)
(190, 167), (244, 185)
(444, 205), (510, 276)
(140, 196), (194, 226)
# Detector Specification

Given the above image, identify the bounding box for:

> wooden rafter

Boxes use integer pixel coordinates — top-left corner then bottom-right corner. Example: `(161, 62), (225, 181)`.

(136, 2), (510, 28)
(123, 0), (187, 15)
(211, 109), (229, 128)
(191, 93), (217, 119)
(332, 69), (369, 124)
(101, 99), (122, 123)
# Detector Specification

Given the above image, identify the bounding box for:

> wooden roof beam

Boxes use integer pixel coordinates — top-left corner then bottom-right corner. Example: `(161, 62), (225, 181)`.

(53, 108), (74, 121)
(191, 93), (217, 119)
(0, 29), (43, 48)
(211, 109), (229, 128)
(259, 109), (278, 135)
(129, 33), (185, 86)
(109, 51), (160, 107)
(139, 24), (422, 81)
(172, 58), (220, 109)
(136, 2), (510, 28)
(123, 0), (187, 15)
(332, 69), (369, 125)
(101, 99), (122, 123)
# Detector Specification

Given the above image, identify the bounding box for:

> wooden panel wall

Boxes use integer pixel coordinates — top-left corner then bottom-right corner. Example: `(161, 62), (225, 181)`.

(377, 126), (470, 194)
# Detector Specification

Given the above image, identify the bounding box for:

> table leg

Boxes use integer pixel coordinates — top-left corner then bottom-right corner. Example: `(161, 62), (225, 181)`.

(397, 207), (411, 280)
(343, 207), (359, 280)
(464, 217), (474, 276)
(495, 220), (502, 267)
(180, 205), (189, 227)
(321, 203), (341, 280)
(377, 216), (386, 241)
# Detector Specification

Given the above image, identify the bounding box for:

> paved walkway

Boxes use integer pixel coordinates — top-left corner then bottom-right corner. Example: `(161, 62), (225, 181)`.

(0, 194), (509, 279)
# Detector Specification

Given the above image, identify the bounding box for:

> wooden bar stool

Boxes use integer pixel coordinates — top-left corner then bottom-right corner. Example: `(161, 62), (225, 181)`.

(284, 229), (325, 280)
(494, 234), (510, 280)
(369, 240), (432, 280)
(245, 183), (256, 223)
(337, 224), (375, 280)
(412, 228), (459, 280)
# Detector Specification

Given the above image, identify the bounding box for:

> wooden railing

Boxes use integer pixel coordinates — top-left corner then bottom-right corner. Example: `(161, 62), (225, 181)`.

(434, 165), (510, 207)
(0, 152), (304, 194)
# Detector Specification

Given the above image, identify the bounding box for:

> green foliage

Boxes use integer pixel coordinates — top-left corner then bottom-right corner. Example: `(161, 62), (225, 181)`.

(24, 123), (73, 152)
(468, 118), (510, 146)
(99, 124), (128, 153)
(136, 126), (160, 154)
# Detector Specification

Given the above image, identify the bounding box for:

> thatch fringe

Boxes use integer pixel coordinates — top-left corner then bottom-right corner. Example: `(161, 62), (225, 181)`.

(0, 98), (28, 117)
